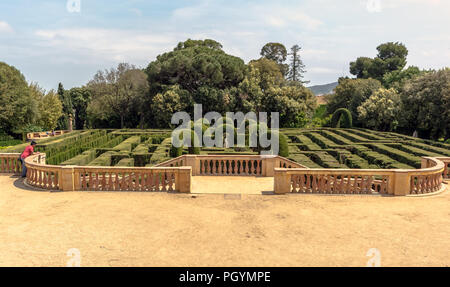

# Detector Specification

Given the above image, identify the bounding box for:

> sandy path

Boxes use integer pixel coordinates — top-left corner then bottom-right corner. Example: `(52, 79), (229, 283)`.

(0, 174), (449, 267)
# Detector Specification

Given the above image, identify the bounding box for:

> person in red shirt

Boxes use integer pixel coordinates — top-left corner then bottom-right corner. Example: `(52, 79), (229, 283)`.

(19, 140), (38, 178)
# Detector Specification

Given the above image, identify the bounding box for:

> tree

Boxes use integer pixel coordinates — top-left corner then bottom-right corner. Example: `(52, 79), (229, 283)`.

(399, 69), (450, 140)
(350, 42), (408, 82)
(87, 63), (149, 128)
(174, 38), (223, 51)
(146, 39), (246, 95)
(265, 85), (316, 128)
(287, 44), (307, 84)
(326, 78), (382, 125)
(38, 91), (63, 130)
(151, 86), (184, 128)
(357, 88), (401, 131)
(248, 58), (284, 91)
(56, 83), (73, 130)
(0, 62), (35, 135)
(382, 66), (426, 90)
(260, 42), (289, 77)
(349, 57), (373, 79)
(68, 87), (92, 129)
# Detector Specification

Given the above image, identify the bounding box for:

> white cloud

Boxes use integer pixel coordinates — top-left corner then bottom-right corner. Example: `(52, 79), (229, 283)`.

(34, 28), (176, 62)
(0, 21), (13, 33)
(256, 6), (323, 30)
(365, 0), (382, 13)
(308, 67), (341, 74)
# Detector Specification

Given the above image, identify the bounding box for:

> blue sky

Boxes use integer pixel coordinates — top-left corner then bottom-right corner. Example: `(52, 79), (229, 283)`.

(0, 0), (449, 91)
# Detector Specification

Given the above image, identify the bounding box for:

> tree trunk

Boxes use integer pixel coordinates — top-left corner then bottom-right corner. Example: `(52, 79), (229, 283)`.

(121, 115), (124, 129)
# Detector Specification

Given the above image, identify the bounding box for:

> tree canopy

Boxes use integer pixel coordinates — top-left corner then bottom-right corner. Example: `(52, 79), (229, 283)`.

(350, 42), (408, 82)
(0, 62), (35, 135)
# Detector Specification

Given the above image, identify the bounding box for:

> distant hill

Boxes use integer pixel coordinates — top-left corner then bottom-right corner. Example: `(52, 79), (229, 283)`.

(308, 82), (338, 96)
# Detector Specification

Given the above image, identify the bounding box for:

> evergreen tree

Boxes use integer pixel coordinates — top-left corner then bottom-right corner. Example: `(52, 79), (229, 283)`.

(287, 45), (308, 84)
(56, 83), (73, 130)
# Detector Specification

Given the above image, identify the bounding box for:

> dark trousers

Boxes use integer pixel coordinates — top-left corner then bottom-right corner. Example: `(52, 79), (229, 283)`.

(19, 157), (27, 177)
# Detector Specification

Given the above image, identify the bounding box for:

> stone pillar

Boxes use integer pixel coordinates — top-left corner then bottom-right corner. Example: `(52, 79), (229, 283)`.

(59, 166), (75, 191)
(274, 169), (291, 194)
(68, 114), (73, 132)
(264, 156), (276, 177)
(176, 167), (192, 193)
(393, 171), (411, 196)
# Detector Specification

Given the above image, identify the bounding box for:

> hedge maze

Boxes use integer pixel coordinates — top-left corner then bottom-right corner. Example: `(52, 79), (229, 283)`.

(283, 128), (450, 169)
(2, 128), (449, 169)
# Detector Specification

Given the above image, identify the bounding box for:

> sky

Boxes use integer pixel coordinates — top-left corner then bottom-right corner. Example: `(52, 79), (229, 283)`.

(0, 0), (449, 91)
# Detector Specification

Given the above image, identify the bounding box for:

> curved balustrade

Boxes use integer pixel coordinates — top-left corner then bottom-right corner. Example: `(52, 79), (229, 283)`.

(274, 156), (448, 196)
(2, 152), (448, 196)
(22, 153), (191, 193)
(0, 153), (21, 174)
(23, 153), (61, 190)
(156, 155), (306, 176)
(435, 157), (450, 179)
(73, 166), (189, 192)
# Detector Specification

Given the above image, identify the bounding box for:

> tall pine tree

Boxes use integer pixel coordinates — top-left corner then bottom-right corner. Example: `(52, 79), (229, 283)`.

(56, 83), (73, 130)
(287, 44), (308, 84)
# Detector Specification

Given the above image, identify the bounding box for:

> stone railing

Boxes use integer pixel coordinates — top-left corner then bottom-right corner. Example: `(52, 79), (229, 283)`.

(25, 153), (61, 190)
(26, 130), (70, 140)
(434, 157), (450, 179)
(23, 153), (191, 192)
(156, 155), (306, 176)
(0, 153), (22, 174)
(274, 156), (448, 196)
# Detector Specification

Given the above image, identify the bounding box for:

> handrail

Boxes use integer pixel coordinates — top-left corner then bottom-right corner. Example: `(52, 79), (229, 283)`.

(22, 153), (191, 192)
(156, 155), (307, 176)
(0, 153), (22, 174)
(1, 152), (448, 196)
(274, 156), (447, 195)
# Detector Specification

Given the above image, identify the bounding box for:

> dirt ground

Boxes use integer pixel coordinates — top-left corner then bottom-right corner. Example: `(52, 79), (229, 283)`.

(0, 174), (449, 267)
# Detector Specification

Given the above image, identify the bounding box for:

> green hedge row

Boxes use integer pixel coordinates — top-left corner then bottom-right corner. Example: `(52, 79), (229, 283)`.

(304, 132), (340, 149)
(60, 149), (97, 166)
(403, 141), (450, 157)
(46, 132), (118, 164)
(306, 151), (348, 169)
(387, 143), (443, 158)
(326, 149), (376, 169)
(87, 151), (116, 166)
(343, 129), (386, 141)
(328, 129), (370, 143)
(367, 143), (422, 168)
(349, 145), (413, 169)
(290, 135), (322, 151)
(149, 138), (172, 165)
(287, 153), (322, 168)
(115, 158), (135, 167)
(112, 136), (141, 152)
(317, 130), (354, 145)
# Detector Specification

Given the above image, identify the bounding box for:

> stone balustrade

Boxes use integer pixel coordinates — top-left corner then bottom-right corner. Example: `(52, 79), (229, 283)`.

(22, 153), (191, 192)
(156, 155), (306, 176)
(26, 130), (69, 140)
(1, 152), (448, 196)
(274, 156), (448, 196)
(0, 153), (22, 174)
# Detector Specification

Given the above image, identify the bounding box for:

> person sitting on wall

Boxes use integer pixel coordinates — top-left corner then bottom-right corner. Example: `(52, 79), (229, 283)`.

(19, 140), (39, 178)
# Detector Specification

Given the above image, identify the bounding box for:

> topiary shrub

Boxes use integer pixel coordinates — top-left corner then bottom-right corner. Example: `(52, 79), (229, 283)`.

(331, 108), (352, 128)
(257, 130), (289, 157)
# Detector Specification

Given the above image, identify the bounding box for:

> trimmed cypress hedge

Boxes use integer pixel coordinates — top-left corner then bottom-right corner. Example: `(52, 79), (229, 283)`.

(331, 108), (352, 128)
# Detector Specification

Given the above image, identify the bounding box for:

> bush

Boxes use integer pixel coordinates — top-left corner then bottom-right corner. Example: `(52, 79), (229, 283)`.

(257, 130), (289, 157)
(331, 108), (352, 128)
